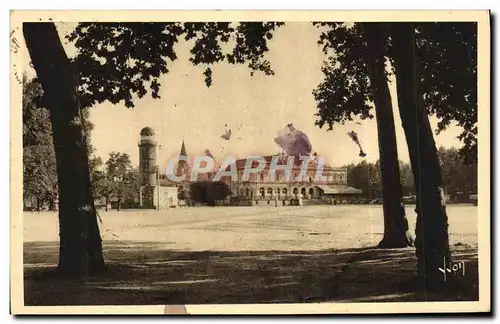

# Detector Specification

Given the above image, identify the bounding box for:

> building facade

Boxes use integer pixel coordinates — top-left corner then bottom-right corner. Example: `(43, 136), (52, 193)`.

(138, 126), (362, 208)
(222, 155), (362, 206)
(138, 127), (179, 210)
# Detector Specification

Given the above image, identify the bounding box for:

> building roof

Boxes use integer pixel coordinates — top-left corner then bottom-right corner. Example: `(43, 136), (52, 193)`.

(232, 155), (345, 171)
(158, 178), (177, 186)
(180, 140), (187, 156)
(140, 127), (155, 136)
(316, 184), (362, 195)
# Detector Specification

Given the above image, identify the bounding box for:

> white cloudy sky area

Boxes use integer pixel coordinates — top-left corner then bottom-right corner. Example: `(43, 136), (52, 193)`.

(21, 22), (463, 169)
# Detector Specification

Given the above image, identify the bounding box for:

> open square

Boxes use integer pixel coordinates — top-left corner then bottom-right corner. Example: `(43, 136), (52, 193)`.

(13, 12), (489, 314)
(24, 204), (478, 305)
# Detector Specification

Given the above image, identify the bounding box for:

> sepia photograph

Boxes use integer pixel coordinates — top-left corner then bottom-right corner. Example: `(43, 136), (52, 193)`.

(10, 10), (490, 315)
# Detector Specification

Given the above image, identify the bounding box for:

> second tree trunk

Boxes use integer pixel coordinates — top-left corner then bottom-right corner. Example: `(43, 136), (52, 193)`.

(391, 22), (451, 289)
(363, 23), (414, 248)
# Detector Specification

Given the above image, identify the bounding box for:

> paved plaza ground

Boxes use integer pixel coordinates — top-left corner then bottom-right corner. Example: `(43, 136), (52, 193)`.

(23, 204), (479, 305)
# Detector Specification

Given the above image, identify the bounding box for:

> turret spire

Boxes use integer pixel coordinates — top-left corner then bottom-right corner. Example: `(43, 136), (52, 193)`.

(176, 139), (188, 179)
(180, 139), (187, 156)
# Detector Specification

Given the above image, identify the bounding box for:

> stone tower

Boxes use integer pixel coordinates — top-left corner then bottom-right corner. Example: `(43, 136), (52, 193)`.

(138, 127), (157, 208)
(176, 139), (189, 178)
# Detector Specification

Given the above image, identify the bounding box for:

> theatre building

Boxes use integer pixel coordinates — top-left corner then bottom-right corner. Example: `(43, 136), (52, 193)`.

(137, 126), (362, 208)
(223, 155), (362, 206)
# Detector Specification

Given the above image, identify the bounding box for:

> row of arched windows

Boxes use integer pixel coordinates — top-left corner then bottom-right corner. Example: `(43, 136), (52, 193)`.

(237, 187), (253, 197)
(256, 187), (316, 197)
(241, 171), (347, 183)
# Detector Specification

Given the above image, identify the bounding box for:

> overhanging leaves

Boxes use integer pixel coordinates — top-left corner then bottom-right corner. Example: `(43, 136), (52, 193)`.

(314, 22), (477, 163)
(67, 22), (285, 108)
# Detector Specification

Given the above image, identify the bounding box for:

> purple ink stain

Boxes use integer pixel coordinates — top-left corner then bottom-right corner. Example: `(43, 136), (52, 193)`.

(274, 123), (313, 162)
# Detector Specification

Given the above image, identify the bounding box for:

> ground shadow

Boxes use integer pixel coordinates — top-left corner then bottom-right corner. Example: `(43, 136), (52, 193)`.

(23, 240), (478, 305)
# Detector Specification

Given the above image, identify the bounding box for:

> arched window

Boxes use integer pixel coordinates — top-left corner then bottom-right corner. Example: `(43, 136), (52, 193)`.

(293, 187), (299, 195)
(301, 188), (306, 196)
(282, 188), (288, 195)
(259, 187), (265, 197)
(267, 188), (273, 195)
(309, 187), (314, 197)
(276, 188), (280, 195)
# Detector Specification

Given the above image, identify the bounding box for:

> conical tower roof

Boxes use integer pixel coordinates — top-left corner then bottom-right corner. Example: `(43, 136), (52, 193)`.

(180, 139), (187, 156)
(176, 139), (189, 179)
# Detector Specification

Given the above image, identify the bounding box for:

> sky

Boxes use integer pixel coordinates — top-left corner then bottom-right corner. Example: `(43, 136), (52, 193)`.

(21, 22), (463, 169)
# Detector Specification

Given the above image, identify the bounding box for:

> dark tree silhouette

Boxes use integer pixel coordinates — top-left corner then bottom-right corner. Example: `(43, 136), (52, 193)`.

(391, 22), (450, 288)
(189, 182), (209, 204)
(314, 22), (477, 160)
(206, 181), (231, 206)
(24, 21), (475, 285)
(23, 23), (105, 276)
(88, 156), (114, 211)
(23, 22), (284, 277)
(189, 181), (230, 206)
(66, 22), (284, 108)
(437, 147), (477, 199)
(23, 76), (99, 211)
(104, 152), (140, 211)
(314, 22), (413, 248)
(345, 160), (381, 200)
(314, 22), (477, 288)
(177, 185), (190, 202)
(363, 23), (413, 248)
(22, 76), (57, 210)
(415, 23), (477, 164)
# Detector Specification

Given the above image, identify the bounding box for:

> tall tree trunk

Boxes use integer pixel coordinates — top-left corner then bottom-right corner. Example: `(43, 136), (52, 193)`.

(23, 23), (105, 277)
(36, 197), (41, 211)
(48, 198), (55, 211)
(362, 23), (413, 248)
(391, 22), (451, 289)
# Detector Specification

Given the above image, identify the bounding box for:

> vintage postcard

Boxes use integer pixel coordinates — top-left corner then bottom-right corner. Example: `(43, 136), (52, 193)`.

(10, 10), (490, 315)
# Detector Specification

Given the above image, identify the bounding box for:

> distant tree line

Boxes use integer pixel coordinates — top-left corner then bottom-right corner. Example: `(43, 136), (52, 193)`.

(24, 71), (474, 210)
(345, 146), (477, 202)
(437, 146), (477, 201)
(90, 152), (141, 211)
(22, 76), (98, 211)
(23, 21), (476, 285)
(23, 76), (57, 210)
(184, 181), (231, 206)
(23, 77), (140, 211)
(23, 74), (226, 211)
